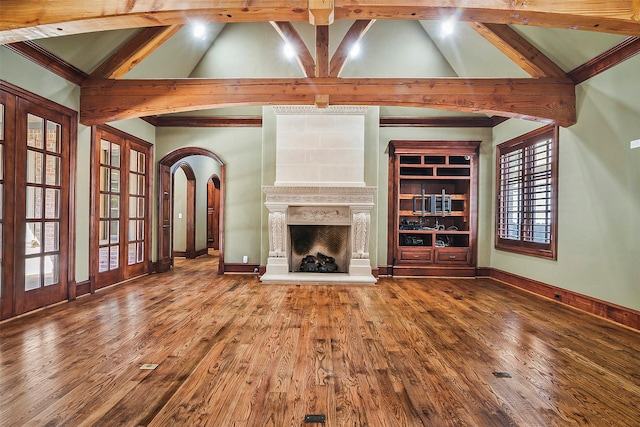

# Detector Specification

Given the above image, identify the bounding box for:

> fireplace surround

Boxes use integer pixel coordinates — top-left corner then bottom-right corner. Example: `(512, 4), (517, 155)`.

(260, 186), (377, 283)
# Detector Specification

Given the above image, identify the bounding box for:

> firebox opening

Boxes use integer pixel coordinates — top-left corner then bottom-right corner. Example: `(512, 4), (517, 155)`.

(289, 225), (349, 273)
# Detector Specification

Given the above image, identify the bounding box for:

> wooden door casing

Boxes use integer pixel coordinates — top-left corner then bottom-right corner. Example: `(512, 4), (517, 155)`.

(207, 175), (220, 250)
(157, 162), (172, 273)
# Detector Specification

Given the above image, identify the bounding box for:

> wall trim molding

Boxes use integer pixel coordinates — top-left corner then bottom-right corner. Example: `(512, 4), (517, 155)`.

(480, 267), (640, 331)
(74, 280), (91, 298)
(194, 248), (208, 258)
(224, 263), (260, 274)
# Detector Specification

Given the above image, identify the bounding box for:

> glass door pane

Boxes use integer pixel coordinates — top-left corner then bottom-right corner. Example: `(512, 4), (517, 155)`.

(97, 138), (121, 276)
(25, 114), (62, 291)
(128, 149), (146, 266)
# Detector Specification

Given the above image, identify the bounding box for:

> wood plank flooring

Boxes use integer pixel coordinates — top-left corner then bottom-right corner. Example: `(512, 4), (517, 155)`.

(1, 253), (639, 426)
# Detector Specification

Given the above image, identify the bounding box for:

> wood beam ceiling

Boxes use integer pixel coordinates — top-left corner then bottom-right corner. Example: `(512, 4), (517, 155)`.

(469, 23), (566, 77)
(80, 77), (576, 126)
(10, 1), (640, 127)
(309, 0), (335, 26)
(315, 25), (330, 77)
(330, 20), (375, 77)
(88, 26), (183, 80)
(379, 116), (508, 128)
(3, 0), (640, 43)
(152, 116), (263, 127)
(568, 36), (640, 84)
(270, 22), (315, 77)
(5, 40), (88, 85)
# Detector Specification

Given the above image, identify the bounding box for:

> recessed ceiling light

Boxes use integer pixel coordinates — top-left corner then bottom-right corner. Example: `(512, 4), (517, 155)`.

(284, 43), (295, 58)
(441, 17), (456, 37)
(349, 42), (361, 58)
(192, 23), (206, 40)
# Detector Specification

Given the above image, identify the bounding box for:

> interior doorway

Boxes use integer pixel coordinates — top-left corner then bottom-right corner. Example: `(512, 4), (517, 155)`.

(207, 175), (220, 250)
(157, 148), (225, 274)
(172, 162), (196, 259)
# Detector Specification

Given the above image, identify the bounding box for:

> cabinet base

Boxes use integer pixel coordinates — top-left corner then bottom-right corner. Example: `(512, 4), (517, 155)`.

(390, 265), (477, 277)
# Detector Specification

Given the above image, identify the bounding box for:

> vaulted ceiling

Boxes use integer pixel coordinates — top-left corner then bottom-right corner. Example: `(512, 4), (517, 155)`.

(2, 1), (640, 127)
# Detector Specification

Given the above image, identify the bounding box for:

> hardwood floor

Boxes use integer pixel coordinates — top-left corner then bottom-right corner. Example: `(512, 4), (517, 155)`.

(1, 253), (639, 426)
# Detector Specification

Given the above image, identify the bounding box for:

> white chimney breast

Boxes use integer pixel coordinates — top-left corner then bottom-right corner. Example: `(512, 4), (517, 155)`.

(273, 106), (368, 187)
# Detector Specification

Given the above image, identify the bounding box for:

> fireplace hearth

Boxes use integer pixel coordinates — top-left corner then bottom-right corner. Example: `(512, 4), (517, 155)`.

(260, 186), (376, 284)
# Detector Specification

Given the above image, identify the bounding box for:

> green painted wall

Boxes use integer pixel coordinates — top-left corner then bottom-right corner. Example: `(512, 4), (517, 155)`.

(488, 55), (640, 311)
(155, 127), (262, 264)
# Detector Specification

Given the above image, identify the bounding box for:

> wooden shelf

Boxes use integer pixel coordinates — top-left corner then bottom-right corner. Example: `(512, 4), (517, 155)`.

(399, 230), (469, 234)
(399, 194), (467, 200)
(389, 140), (480, 277)
(399, 211), (467, 217)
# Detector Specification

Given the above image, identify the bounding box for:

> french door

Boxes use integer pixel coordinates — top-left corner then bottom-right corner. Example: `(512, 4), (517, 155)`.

(0, 83), (76, 319)
(91, 126), (152, 290)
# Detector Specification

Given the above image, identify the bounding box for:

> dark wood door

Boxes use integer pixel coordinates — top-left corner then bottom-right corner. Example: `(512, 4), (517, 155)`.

(92, 127), (152, 289)
(15, 99), (71, 314)
(0, 90), (14, 319)
(157, 162), (173, 272)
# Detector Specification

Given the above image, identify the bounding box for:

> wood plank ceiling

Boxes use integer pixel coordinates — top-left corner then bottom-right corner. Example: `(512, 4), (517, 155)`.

(3, 0), (640, 126)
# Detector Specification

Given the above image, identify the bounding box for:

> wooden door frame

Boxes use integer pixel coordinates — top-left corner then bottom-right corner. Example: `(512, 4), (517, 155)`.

(171, 162), (196, 259)
(157, 147), (225, 274)
(207, 174), (220, 250)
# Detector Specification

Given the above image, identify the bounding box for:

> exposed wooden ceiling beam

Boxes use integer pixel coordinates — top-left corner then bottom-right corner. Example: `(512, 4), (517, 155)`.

(80, 77), (576, 126)
(5, 40), (88, 84)
(315, 25), (330, 77)
(330, 20), (375, 77)
(270, 21), (315, 77)
(152, 115), (263, 127)
(88, 25), (182, 80)
(568, 36), (640, 84)
(380, 116), (505, 128)
(3, 0), (640, 43)
(309, 0), (334, 26)
(469, 23), (566, 78)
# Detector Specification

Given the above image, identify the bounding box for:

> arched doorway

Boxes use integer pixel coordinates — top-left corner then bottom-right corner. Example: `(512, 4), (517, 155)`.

(157, 148), (225, 274)
(172, 162), (196, 259)
(207, 175), (221, 250)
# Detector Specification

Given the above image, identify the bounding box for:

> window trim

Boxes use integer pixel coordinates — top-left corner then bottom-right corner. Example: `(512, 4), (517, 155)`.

(495, 125), (558, 260)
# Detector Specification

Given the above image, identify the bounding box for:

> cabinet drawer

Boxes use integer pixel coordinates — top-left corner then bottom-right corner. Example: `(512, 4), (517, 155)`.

(435, 250), (469, 263)
(399, 249), (432, 262)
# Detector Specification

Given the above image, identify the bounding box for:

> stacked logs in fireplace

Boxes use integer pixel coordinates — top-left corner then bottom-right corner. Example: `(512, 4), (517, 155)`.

(300, 252), (339, 273)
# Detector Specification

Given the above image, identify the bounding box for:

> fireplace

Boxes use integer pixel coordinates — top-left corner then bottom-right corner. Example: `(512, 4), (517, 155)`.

(260, 106), (376, 284)
(290, 225), (349, 273)
(260, 186), (376, 283)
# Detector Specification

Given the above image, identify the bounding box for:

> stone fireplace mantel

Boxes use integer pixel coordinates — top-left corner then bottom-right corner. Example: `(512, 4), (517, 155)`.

(260, 186), (377, 284)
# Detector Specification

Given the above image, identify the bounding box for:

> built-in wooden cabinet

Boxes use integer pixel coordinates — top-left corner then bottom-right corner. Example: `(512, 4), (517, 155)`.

(388, 140), (480, 277)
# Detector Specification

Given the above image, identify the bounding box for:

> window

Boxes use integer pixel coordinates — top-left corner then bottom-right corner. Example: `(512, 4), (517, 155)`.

(496, 125), (558, 259)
